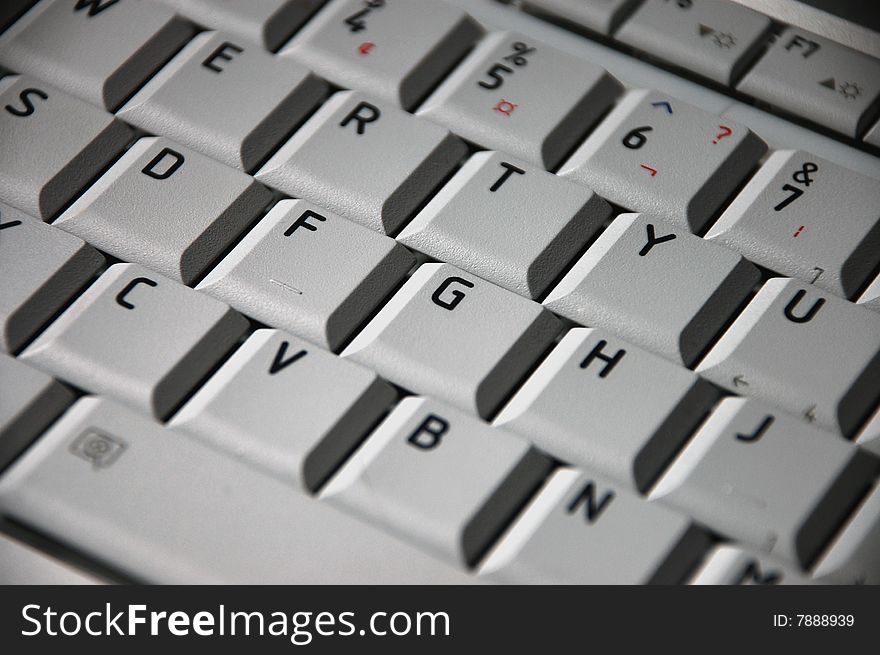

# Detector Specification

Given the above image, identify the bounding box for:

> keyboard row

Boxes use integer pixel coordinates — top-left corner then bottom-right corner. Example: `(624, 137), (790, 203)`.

(2, 343), (878, 584)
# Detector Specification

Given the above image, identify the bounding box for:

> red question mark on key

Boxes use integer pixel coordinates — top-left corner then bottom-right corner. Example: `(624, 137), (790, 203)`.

(712, 125), (733, 144)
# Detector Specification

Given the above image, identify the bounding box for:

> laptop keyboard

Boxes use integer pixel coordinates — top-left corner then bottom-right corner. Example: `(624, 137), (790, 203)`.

(0, 0), (878, 585)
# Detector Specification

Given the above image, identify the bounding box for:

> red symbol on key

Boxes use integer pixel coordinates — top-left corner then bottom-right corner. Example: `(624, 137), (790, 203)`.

(793, 225), (805, 237)
(640, 164), (658, 176)
(358, 42), (375, 56)
(712, 125), (733, 144)
(493, 99), (518, 116)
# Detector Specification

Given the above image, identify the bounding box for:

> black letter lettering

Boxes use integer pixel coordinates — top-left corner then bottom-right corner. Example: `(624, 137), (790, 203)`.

(284, 210), (326, 235)
(4, 88), (48, 117)
(141, 148), (185, 180)
(269, 341), (307, 375)
(202, 42), (244, 73)
(639, 223), (676, 256)
(579, 340), (625, 378)
(783, 289), (825, 323)
(567, 481), (614, 523)
(735, 415), (774, 443)
(431, 277), (474, 311)
(489, 162), (525, 192)
(74, 0), (121, 17)
(115, 277), (157, 309)
(340, 101), (380, 135)
(407, 415), (448, 450)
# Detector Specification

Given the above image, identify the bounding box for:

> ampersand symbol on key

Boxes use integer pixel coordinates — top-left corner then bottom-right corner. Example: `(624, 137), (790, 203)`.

(792, 162), (818, 186)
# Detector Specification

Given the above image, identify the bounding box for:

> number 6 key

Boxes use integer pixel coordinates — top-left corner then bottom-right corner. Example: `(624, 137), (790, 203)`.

(558, 89), (767, 233)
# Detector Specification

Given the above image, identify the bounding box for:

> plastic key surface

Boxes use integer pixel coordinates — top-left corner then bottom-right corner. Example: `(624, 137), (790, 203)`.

(56, 137), (272, 285)
(170, 329), (396, 491)
(417, 30), (622, 169)
(0, 203), (103, 354)
(257, 90), (466, 235)
(197, 199), (415, 351)
(558, 89), (767, 233)
(342, 263), (561, 418)
(688, 545), (811, 585)
(322, 396), (552, 566)
(21, 263), (248, 419)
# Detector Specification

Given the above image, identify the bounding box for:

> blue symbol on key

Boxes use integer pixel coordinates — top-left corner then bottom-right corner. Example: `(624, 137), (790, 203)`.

(651, 101), (674, 114)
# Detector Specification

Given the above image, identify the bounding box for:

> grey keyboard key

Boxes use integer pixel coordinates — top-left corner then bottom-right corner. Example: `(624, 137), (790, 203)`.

(170, 329), (396, 491)
(418, 30), (622, 169)
(865, 118), (880, 148)
(688, 545), (811, 585)
(813, 484), (880, 585)
(0, 75), (132, 220)
(157, 0), (324, 52)
(197, 199), (414, 351)
(737, 27), (880, 138)
(705, 150), (880, 298)
(858, 274), (880, 312)
(696, 277), (880, 437)
(0, 353), (72, 470)
(0, 397), (477, 583)
(544, 213), (759, 366)
(56, 137), (271, 285)
(0, 0), (193, 110)
(559, 89), (767, 232)
(342, 263), (561, 418)
(615, 0), (771, 85)
(0, 204), (103, 354)
(257, 90), (466, 235)
(480, 468), (709, 584)
(521, 0), (640, 36)
(495, 327), (718, 492)
(21, 263), (248, 419)
(118, 31), (327, 171)
(397, 151), (610, 299)
(282, 0), (481, 110)
(323, 396), (551, 566)
(651, 397), (877, 568)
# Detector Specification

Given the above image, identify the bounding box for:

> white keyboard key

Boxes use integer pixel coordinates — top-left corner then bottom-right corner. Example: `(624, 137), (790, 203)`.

(689, 545), (811, 585)
(0, 0), (193, 110)
(495, 327), (718, 492)
(157, 0), (324, 51)
(705, 150), (880, 299)
(480, 468), (709, 584)
(858, 274), (880, 313)
(283, 0), (481, 110)
(323, 396), (551, 566)
(651, 397), (877, 568)
(558, 89), (767, 232)
(544, 213), (759, 366)
(856, 406), (880, 457)
(257, 90), (466, 234)
(343, 263), (561, 418)
(521, 0), (640, 36)
(118, 31), (327, 171)
(813, 484), (880, 585)
(0, 397), (476, 583)
(0, 75), (132, 220)
(738, 27), (880, 138)
(171, 329), (396, 491)
(0, 203), (103, 354)
(398, 151), (610, 299)
(21, 263), (248, 419)
(697, 278), (880, 437)
(197, 199), (414, 351)
(721, 102), (880, 181)
(417, 30), (622, 169)
(56, 137), (272, 285)
(615, 0), (771, 85)
(0, 353), (73, 470)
